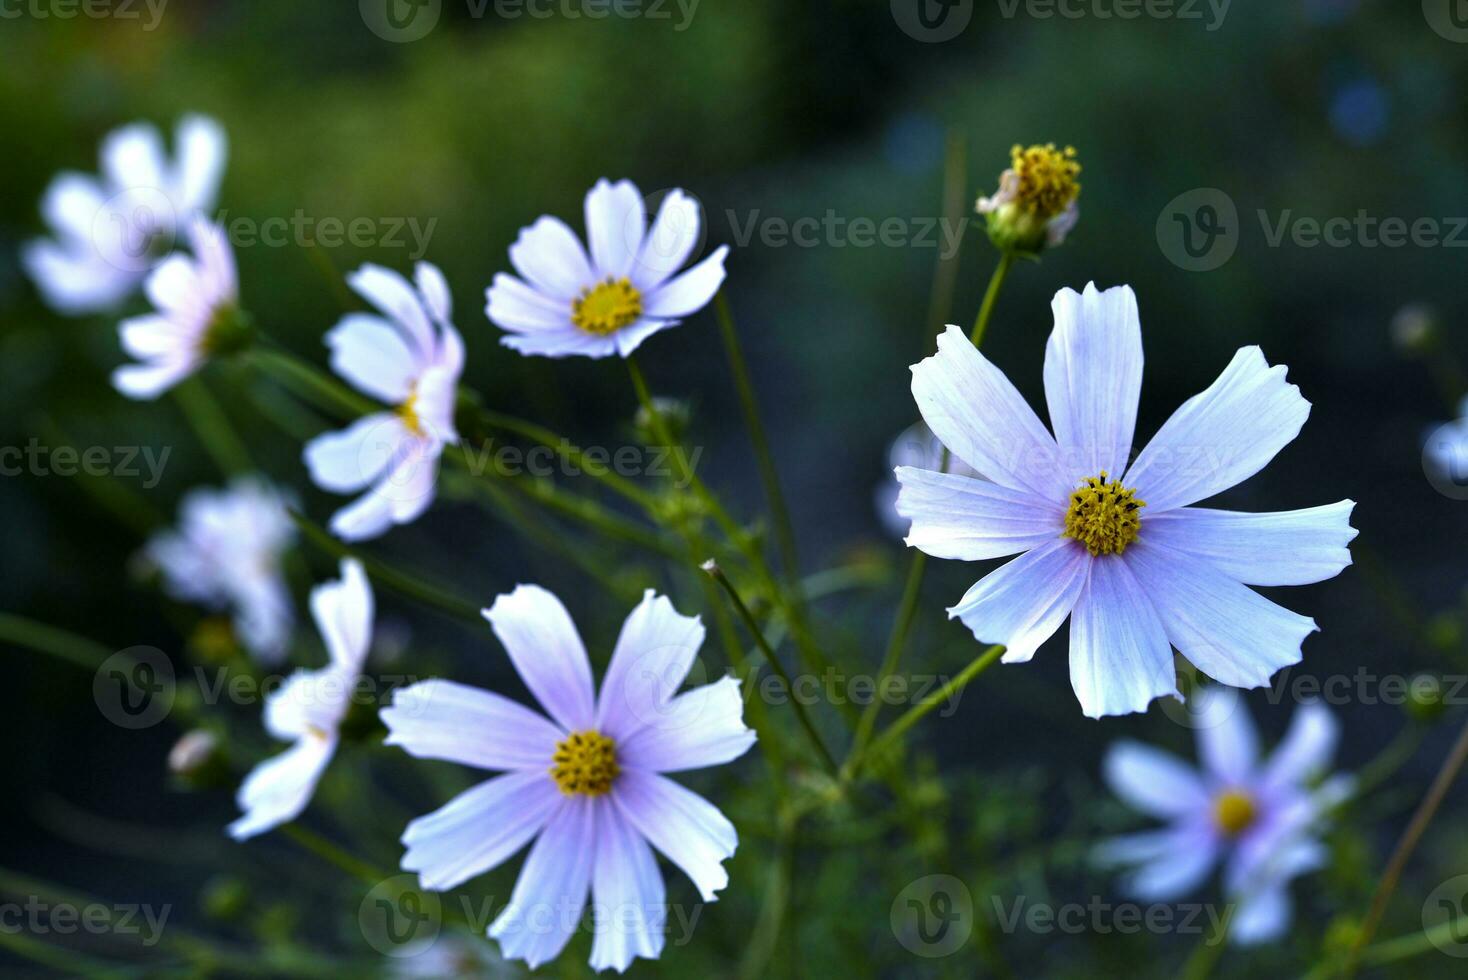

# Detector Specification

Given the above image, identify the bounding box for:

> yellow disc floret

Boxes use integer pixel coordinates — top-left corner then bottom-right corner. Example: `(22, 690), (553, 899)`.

(1213, 789), (1258, 836)
(572, 277), (642, 335)
(1063, 471), (1145, 556)
(1008, 143), (1081, 219)
(550, 730), (619, 796)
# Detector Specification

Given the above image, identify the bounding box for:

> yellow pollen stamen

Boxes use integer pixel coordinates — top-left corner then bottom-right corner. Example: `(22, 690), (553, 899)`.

(550, 730), (619, 797)
(1213, 789), (1257, 836)
(1009, 143), (1081, 219)
(1062, 471), (1145, 556)
(397, 385), (424, 438)
(572, 277), (642, 335)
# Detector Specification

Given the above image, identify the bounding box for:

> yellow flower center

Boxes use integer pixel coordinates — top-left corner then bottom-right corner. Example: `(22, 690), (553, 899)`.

(550, 730), (619, 797)
(572, 277), (642, 335)
(1213, 789), (1257, 836)
(1009, 143), (1081, 219)
(1063, 471), (1145, 556)
(397, 387), (425, 438)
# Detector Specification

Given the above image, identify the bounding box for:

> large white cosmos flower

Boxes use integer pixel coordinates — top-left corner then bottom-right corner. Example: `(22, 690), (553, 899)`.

(147, 477), (295, 665)
(895, 283), (1357, 717)
(382, 586), (756, 973)
(24, 114), (226, 315)
(1095, 687), (1352, 944)
(303, 262), (464, 541)
(485, 178), (729, 359)
(229, 559), (373, 840)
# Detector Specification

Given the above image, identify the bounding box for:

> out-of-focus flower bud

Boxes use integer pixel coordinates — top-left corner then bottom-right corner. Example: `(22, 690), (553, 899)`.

(977, 143), (1081, 255)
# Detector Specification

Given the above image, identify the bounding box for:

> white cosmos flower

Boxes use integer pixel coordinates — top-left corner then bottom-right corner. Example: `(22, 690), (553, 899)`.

(303, 262), (464, 542)
(24, 114), (226, 315)
(112, 215), (241, 400)
(485, 178), (729, 359)
(382, 586), (756, 974)
(1095, 687), (1352, 944)
(229, 559), (373, 841)
(147, 477), (295, 665)
(896, 283), (1357, 718)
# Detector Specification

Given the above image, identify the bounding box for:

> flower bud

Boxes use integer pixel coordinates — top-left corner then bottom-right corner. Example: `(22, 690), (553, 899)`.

(977, 143), (1081, 256)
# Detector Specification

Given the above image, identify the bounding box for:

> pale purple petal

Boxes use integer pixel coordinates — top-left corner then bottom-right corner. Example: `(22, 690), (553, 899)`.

(616, 677), (756, 773)
(509, 215), (595, 301)
(894, 466), (1064, 561)
(489, 798), (596, 968)
(402, 771), (562, 891)
(1191, 685), (1259, 787)
(612, 317), (679, 357)
(584, 178), (646, 280)
(310, 558), (373, 672)
(1103, 741), (1209, 818)
(1068, 555), (1179, 718)
(483, 585), (596, 731)
(348, 264), (435, 361)
(173, 114), (227, 213)
(1043, 283), (1143, 481)
(946, 538), (1090, 664)
(325, 313), (420, 404)
(613, 769), (736, 902)
(1261, 701), (1338, 794)
(597, 590), (705, 739)
(641, 246), (727, 318)
(589, 802), (666, 973)
(228, 734), (336, 841)
(485, 272), (572, 332)
(631, 189), (702, 291)
(1138, 502), (1357, 587)
(383, 679), (564, 772)
(1095, 826), (1219, 901)
(303, 412), (413, 494)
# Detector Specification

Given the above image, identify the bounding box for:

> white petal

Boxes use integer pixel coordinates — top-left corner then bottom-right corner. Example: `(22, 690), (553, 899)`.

(616, 677), (756, 773)
(414, 261), (452, 326)
(119, 314), (190, 358)
(102, 121), (167, 191)
(303, 413), (412, 493)
(1124, 347), (1310, 512)
(402, 771), (562, 891)
(264, 665), (354, 740)
(1228, 886), (1291, 945)
(412, 363), (461, 445)
(911, 325), (1070, 500)
(112, 357), (198, 400)
(894, 466), (1064, 561)
(485, 272), (572, 332)
(613, 770), (736, 902)
(1043, 283), (1143, 480)
(946, 538), (1090, 663)
(597, 590), (705, 739)
(501, 326), (621, 359)
(187, 214), (236, 301)
(383, 679), (564, 772)
(589, 802), (666, 973)
(144, 254), (206, 319)
(509, 215), (595, 302)
(1103, 740), (1209, 817)
(39, 171), (108, 242)
(173, 114), (227, 213)
(1096, 827), (1219, 900)
(1191, 684), (1259, 786)
(631, 189), (701, 291)
(489, 798), (595, 968)
(325, 313), (420, 404)
(1261, 701), (1337, 794)
(23, 239), (136, 315)
(327, 444), (441, 541)
(1138, 502), (1357, 587)
(1068, 556), (1180, 718)
(1124, 539), (1317, 689)
(348, 264), (435, 360)
(584, 178), (646, 280)
(483, 585), (596, 732)
(612, 317), (678, 357)
(641, 245), (727, 318)
(228, 734), (335, 840)
(311, 558), (373, 672)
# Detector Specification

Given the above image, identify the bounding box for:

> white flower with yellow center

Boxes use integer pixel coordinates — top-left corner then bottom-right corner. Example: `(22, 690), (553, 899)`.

(1095, 687), (1352, 944)
(112, 215), (247, 400)
(25, 114), (226, 315)
(486, 178), (729, 358)
(303, 262), (464, 541)
(229, 559), (374, 840)
(382, 586), (756, 973)
(895, 283), (1357, 717)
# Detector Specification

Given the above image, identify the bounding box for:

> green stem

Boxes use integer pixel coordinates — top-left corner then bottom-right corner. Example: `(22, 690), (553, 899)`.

(249, 348), (378, 419)
(477, 409), (659, 511)
(281, 825), (386, 884)
(971, 249), (1016, 347)
(859, 643), (1005, 770)
(1180, 903), (1230, 980)
(173, 378), (252, 477)
(0, 613), (117, 670)
(705, 561), (839, 777)
(924, 130), (968, 334)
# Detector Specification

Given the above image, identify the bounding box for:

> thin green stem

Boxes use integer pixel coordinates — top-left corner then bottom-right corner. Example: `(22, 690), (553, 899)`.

(924, 130), (968, 334)
(477, 409), (659, 511)
(705, 561), (839, 777)
(281, 825), (387, 884)
(971, 249), (1016, 347)
(0, 613), (117, 670)
(249, 347), (378, 418)
(1180, 903), (1231, 980)
(860, 643), (1005, 770)
(172, 378), (252, 477)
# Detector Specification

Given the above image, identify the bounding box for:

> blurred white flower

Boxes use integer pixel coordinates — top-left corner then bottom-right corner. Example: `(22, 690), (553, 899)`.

(1095, 687), (1352, 944)
(486, 178), (728, 358)
(148, 477), (295, 664)
(1423, 395), (1468, 488)
(112, 216), (244, 400)
(382, 587), (755, 973)
(303, 262), (463, 542)
(229, 559), (373, 841)
(896, 283), (1356, 717)
(24, 114), (226, 315)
